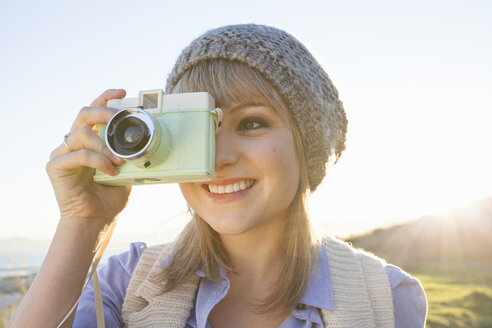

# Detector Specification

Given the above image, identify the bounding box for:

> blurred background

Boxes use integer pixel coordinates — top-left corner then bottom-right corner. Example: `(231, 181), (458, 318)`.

(1, 0), (491, 326)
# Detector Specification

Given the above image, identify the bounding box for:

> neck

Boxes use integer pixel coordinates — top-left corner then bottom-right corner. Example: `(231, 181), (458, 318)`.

(220, 215), (286, 281)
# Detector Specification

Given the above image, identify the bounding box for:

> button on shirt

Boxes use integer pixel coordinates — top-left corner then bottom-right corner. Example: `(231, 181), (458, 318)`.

(73, 242), (427, 328)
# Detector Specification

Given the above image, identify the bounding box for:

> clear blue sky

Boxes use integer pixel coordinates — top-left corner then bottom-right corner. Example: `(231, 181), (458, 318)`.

(1, 0), (491, 244)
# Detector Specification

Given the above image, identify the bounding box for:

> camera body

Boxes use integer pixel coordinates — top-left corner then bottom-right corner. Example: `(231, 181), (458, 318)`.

(93, 89), (221, 186)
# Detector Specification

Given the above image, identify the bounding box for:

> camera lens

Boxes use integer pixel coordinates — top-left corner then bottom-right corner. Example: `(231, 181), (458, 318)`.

(112, 117), (150, 155)
(105, 107), (172, 168)
(106, 109), (153, 156)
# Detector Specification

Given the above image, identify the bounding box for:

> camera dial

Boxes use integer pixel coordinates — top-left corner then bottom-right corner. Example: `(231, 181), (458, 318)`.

(105, 108), (172, 169)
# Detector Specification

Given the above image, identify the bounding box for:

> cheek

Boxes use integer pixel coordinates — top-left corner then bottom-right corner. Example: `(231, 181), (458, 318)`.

(270, 146), (295, 173)
(179, 183), (197, 207)
(261, 135), (300, 187)
(178, 183), (189, 196)
(276, 133), (299, 173)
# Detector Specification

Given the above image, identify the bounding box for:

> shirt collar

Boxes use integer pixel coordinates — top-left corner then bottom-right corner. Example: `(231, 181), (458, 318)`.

(299, 247), (334, 311)
(160, 255), (171, 267)
(160, 246), (335, 312)
(160, 256), (228, 279)
(195, 265), (227, 279)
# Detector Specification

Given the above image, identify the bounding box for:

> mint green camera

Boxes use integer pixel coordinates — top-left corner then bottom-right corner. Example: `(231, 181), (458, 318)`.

(93, 89), (222, 186)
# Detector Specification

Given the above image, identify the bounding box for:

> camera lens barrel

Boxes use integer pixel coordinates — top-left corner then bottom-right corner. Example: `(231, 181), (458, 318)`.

(105, 108), (171, 168)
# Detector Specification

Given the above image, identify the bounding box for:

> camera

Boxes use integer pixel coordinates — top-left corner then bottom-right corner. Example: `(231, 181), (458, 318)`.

(93, 89), (222, 186)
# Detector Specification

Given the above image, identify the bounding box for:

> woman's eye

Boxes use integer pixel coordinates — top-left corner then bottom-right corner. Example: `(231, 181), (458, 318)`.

(239, 117), (268, 131)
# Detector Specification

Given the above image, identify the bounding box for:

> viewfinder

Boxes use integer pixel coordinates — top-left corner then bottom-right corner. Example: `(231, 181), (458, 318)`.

(143, 93), (158, 109)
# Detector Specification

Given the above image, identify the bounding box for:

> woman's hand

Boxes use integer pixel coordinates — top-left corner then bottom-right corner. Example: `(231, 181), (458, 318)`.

(8, 90), (132, 328)
(46, 89), (131, 227)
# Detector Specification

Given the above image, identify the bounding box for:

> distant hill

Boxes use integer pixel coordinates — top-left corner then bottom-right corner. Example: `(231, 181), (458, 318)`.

(0, 238), (49, 254)
(345, 196), (492, 273)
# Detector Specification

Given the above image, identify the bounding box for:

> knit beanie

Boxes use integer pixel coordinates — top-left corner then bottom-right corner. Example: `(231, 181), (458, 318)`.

(165, 24), (347, 192)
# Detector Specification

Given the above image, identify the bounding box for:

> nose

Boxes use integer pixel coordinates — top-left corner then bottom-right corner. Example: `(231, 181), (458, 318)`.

(214, 129), (238, 172)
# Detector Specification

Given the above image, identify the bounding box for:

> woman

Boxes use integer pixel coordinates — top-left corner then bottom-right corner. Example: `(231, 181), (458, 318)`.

(9, 24), (426, 327)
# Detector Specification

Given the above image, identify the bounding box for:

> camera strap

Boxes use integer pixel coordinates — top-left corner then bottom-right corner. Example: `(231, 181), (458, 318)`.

(56, 220), (116, 328)
(93, 221), (116, 328)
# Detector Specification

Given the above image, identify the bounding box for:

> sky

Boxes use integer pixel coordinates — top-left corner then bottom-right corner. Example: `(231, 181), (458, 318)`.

(1, 0), (491, 246)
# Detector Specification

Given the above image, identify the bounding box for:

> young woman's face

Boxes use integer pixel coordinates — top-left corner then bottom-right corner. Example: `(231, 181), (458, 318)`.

(179, 102), (300, 236)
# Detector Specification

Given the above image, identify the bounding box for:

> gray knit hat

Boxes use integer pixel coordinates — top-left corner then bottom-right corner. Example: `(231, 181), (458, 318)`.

(165, 24), (347, 192)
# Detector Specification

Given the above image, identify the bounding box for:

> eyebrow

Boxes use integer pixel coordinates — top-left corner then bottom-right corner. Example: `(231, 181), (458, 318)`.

(228, 102), (271, 113)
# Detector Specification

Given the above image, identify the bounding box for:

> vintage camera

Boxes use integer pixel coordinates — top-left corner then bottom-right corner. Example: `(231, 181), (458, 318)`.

(93, 89), (222, 186)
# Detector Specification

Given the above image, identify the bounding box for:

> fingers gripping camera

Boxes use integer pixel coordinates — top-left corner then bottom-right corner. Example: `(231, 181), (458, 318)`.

(93, 90), (222, 186)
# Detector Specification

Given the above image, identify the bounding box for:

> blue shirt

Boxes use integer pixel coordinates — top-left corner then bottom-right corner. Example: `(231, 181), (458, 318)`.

(73, 242), (427, 328)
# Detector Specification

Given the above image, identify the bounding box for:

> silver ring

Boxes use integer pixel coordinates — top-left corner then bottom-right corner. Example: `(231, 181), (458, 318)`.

(63, 133), (73, 152)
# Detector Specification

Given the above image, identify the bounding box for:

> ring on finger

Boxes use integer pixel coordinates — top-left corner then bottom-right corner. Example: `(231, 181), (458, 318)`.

(63, 133), (73, 152)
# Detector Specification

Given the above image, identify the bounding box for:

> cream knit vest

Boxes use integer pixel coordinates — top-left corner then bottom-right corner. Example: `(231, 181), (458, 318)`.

(121, 236), (394, 327)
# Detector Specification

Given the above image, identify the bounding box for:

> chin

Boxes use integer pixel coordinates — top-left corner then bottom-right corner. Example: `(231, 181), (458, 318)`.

(208, 222), (252, 236)
(203, 214), (259, 236)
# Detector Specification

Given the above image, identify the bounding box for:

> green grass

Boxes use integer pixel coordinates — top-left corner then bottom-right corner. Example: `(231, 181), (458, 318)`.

(0, 303), (19, 328)
(0, 275), (30, 328)
(414, 269), (492, 328)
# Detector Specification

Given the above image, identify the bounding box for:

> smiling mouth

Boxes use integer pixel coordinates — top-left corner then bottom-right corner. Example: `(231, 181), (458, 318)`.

(205, 179), (255, 194)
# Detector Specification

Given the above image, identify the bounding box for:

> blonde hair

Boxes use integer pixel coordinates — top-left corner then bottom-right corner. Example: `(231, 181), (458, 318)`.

(160, 60), (318, 313)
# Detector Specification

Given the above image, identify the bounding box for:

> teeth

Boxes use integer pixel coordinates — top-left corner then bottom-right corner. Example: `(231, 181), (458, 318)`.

(207, 179), (254, 194)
